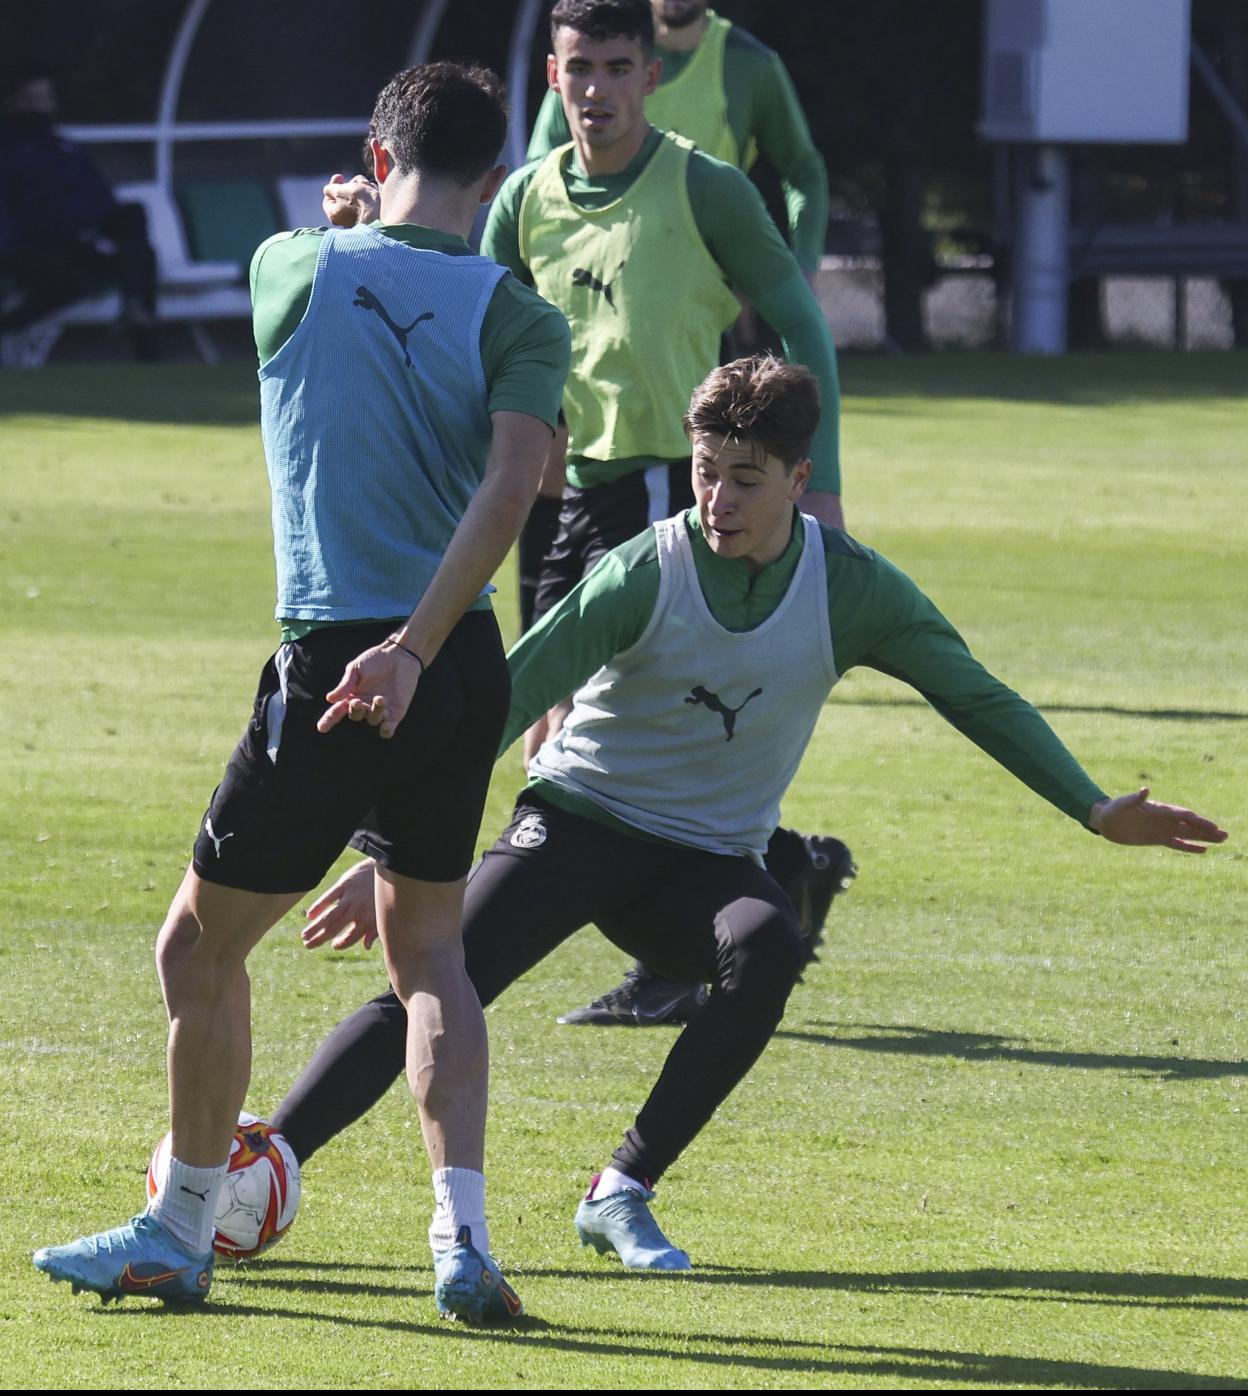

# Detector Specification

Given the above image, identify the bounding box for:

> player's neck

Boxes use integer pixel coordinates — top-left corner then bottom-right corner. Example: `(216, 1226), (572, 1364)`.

(572, 119), (654, 177)
(379, 171), (476, 241)
(655, 11), (710, 53)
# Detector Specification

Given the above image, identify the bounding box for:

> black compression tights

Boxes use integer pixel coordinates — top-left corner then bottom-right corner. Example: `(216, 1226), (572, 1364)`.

(273, 798), (804, 1183)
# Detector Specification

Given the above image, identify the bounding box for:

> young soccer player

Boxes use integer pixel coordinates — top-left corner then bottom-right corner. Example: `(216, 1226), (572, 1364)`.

(267, 355), (1227, 1272)
(33, 63), (570, 1322)
(510, 0), (850, 1022)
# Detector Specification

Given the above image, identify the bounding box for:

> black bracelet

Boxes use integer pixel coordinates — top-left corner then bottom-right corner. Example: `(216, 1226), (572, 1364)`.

(385, 635), (425, 671)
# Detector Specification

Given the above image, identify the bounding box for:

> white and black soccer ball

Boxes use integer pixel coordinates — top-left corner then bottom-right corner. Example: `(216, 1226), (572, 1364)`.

(147, 1110), (301, 1260)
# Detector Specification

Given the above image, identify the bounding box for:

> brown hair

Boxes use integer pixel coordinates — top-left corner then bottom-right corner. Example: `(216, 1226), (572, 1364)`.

(683, 354), (821, 470)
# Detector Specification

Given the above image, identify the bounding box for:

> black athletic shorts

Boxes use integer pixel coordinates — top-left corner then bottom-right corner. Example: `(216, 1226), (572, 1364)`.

(192, 612), (508, 894)
(533, 460), (694, 619)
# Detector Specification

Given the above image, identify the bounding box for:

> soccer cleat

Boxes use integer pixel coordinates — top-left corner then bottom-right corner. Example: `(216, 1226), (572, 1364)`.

(33, 1212), (214, 1304)
(557, 964), (708, 1027)
(574, 1178), (691, 1271)
(433, 1225), (524, 1324)
(782, 835), (856, 969)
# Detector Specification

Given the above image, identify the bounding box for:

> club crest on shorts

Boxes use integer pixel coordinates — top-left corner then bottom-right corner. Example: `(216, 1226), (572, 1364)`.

(510, 814), (548, 849)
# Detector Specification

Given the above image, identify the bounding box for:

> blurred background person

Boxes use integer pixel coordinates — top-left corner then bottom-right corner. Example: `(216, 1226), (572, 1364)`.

(0, 65), (158, 359)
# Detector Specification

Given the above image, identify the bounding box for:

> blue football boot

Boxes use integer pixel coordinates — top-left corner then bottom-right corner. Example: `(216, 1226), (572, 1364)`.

(574, 1177), (691, 1270)
(433, 1225), (524, 1323)
(33, 1213), (214, 1305)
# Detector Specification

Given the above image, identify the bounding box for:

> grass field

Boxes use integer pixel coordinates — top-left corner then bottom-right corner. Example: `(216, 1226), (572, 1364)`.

(1, 351), (1245, 1389)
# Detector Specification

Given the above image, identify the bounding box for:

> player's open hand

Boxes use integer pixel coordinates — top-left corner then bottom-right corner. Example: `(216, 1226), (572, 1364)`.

(317, 639), (422, 740)
(323, 173), (380, 228)
(302, 858), (379, 950)
(1090, 788), (1228, 853)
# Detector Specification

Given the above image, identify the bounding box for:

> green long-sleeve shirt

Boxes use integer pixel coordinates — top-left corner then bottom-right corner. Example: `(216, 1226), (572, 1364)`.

(504, 509), (1107, 841)
(526, 19), (829, 271)
(483, 127), (840, 492)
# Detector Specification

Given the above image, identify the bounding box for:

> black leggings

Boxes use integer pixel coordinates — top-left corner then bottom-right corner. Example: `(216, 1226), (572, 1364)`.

(273, 794), (804, 1184)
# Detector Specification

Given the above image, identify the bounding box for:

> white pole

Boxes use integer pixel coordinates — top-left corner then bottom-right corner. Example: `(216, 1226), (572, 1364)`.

(505, 0), (547, 172)
(1012, 144), (1070, 354)
(156, 0), (212, 195)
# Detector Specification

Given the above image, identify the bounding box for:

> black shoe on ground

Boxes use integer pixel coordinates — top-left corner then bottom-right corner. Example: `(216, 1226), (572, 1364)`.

(557, 964), (708, 1027)
(783, 835), (856, 968)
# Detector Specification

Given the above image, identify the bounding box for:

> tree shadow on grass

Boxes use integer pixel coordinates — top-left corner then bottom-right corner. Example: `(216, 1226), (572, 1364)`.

(776, 1022), (1248, 1081)
(0, 362), (258, 428)
(840, 349), (1248, 409)
(103, 1298), (1244, 1388)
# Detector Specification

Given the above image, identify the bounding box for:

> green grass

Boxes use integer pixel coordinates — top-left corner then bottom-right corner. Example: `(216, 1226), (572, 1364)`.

(1, 353), (1245, 1389)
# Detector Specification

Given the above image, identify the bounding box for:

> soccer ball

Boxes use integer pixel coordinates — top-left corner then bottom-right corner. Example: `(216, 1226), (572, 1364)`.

(147, 1111), (301, 1260)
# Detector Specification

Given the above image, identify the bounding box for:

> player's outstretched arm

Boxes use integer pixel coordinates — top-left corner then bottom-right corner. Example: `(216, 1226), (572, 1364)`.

(1090, 788), (1228, 853)
(302, 859), (379, 950)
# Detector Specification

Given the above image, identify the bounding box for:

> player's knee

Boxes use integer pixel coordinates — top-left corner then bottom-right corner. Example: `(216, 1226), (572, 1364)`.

(718, 902), (804, 1002)
(155, 905), (252, 1010)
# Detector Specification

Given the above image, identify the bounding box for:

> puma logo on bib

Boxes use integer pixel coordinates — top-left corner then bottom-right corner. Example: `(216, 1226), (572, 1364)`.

(685, 684), (763, 741)
(571, 261), (626, 311)
(353, 285), (435, 366)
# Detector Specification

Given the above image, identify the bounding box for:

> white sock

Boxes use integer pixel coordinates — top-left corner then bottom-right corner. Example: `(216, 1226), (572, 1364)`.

(428, 1167), (489, 1257)
(148, 1157), (227, 1256)
(591, 1166), (648, 1200)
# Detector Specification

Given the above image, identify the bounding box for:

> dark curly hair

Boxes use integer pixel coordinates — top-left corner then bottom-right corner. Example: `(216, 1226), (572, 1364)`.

(369, 62), (507, 185)
(549, 0), (654, 51)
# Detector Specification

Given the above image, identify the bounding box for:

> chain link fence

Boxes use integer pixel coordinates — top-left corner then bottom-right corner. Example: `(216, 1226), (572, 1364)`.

(814, 260), (1240, 350)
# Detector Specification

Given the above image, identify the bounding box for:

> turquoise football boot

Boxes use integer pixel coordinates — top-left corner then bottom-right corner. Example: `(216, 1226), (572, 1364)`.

(574, 1178), (691, 1270)
(433, 1225), (524, 1323)
(33, 1213), (214, 1304)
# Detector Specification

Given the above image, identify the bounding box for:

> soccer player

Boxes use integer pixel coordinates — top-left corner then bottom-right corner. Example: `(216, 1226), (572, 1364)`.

(510, 0), (848, 1024)
(33, 63), (570, 1322)
(518, 0), (831, 633)
(526, 0), (828, 280)
(268, 354), (1227, 1272)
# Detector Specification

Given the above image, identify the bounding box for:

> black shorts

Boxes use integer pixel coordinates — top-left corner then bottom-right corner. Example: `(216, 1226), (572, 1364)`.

(533, 460), (694, 619)
(192, 612), (508, 894)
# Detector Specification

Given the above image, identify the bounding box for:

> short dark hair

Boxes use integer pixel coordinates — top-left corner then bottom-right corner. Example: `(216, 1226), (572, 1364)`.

(370, 63), (507, 186)
(684, 355), (821, 469)
(549, 0), (654, 51)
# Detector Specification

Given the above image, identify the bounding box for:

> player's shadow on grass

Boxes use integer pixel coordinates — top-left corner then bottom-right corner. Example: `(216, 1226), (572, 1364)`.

(830, 695), (1248, 723)
(671, 1265), (1248, 1313)
(104, 1302), (1243, 1387)
(777, 1021), (1248, 1080)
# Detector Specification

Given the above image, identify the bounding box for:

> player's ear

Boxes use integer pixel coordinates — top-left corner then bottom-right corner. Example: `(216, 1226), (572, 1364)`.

(479, 163), (509, 205)
(643, 56), (661, 97)
(546, 53), (560, 91)
(787, 457), (812, 499)
(370, 138), (392, 184)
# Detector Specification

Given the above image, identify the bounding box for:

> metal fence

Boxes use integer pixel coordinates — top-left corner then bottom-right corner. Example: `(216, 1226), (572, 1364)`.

(814, 260), (1240, 350)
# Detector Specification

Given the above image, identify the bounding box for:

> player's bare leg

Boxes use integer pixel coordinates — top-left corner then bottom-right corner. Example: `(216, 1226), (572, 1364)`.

(375, 868), (484, 1169)
(32, 870), (300, 1302)
(156, 868), (302, 1166)
(376, 865), (523, 1320)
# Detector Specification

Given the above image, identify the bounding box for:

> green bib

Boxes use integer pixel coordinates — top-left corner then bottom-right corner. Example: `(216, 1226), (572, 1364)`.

(646, 13), (754, 169)
(519, 131), (741, 464)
